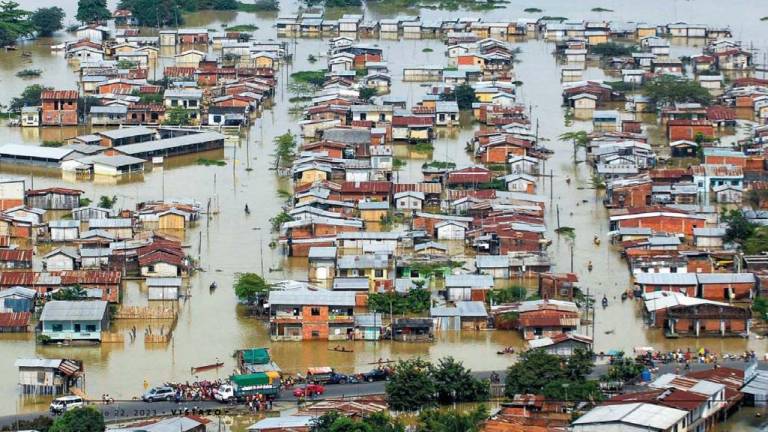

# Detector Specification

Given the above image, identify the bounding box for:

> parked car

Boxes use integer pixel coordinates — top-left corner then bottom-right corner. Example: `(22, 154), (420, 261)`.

(142, 386), (175, 402)
(50, 395), (84, 414)
(361, 368), (390, 382)
(293, 383), (325, 397)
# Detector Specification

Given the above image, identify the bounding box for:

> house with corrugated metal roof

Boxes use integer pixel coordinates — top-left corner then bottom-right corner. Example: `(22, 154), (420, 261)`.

(269, 289), (356, 341)
(39, 300), (109, 342)
(430, 301), (488, 330)
(15, 358), (83, 395)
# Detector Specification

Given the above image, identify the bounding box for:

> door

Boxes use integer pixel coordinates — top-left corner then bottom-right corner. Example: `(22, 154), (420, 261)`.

(74, 324), (81, 333)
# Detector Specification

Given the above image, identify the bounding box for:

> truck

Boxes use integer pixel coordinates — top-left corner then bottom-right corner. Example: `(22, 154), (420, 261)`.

(306, 366), (353, 384)
(213, 371), (281, 403)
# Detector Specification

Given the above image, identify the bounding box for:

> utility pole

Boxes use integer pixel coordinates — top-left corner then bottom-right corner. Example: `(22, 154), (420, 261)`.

(556, 204), (560, 230)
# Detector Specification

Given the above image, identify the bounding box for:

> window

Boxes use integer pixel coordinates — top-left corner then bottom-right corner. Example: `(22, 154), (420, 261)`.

(213, 115), (222, 123)
(171, 100), (178, 107)
(375, 269), (384, 278)
(86, 324), (96, 332)
(311, 330), (320, 338)
(188, 100), (198, 107)
(311, 307), (321, 316)
(148, 265), (155, 272)
(52, 324), (63, 332)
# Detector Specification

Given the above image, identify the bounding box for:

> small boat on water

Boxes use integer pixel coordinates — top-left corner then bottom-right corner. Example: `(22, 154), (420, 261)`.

(601, 295), (608, 308)
(621, 292), (628, 302)
(496, 347), (515, 355)
(191, 361), (223, 374)
(587, 261), (593, 271)
(329, 346), (353, 353)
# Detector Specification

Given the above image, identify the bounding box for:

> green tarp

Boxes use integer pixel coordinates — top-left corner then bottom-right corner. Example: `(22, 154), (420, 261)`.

(241, 348), (270, 365)
(231, 373), (270, 387)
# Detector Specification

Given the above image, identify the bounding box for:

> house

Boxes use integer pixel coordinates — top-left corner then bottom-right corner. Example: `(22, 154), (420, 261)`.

(569, 93), (598, 109)
(41, 90), (78, 126)
(248, 416), (313, 432)
(667, 120), (714, 141)
(308, 247), (337, 282)
(49, 220), (80, 242)
(572, 403), (688, 432)
(608, 207), (707, 237)
(175, 49), (206, 68)
(0, 286), (36, 311)
(634, 273), (699, 296)
(516, 299), (580, 340)
(139, 250), (183, 277)
(97, 126), (156, 147)
(88, 218), (132, 239)
(0, 179), (25, 211)
(90, 106), (128, 126)
(435, 220), (468, 240)
(146, 277), (182, 301)
(114, 415), (211, 432)
(26, 188), (82, 210)
(39, 300), (109, 342)
(80, 248), (111, 269)
(20, 107), (39, 127)
(43, 248), (79, 271)
(336, 254), (389, 291)
(430, 301), (488, 331)
(392, 318), (433, 342)
(690, 164), (743, 200)
(268, 289), (356, 341)
(445, 274), (494, 301)
(527, 333), (592, 356)
(358, 201), (389, 222)
(414, 241), (447, 255)
(394, 191), (425, 211)
(163, 89), (203, 123)
(72, 206), (111, 221)
(354, 313), (384, 340)
(693, 227), (726, 249)
(475, 255), (510, 278)
(435, 101), (460, 126)
(500, 173), (536, 193)
(713, 184), (742, 203)
(14, 358), (84, 395)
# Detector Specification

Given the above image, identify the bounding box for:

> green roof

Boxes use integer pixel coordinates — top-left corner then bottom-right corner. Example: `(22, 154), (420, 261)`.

(241, 348), (271, 365)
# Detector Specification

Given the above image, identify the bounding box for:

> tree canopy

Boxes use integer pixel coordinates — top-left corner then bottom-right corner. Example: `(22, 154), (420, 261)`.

(431, 356), (489, 404)
(31, 7), (65, 37)
(233, 272), (269, 302)
(117, 0), (182, 27)
(367, 289), (431, 314)
(590, 42), (637, 57)
(643, 75), (711, 106)
(9, 84), (48, 112)
(505, 348), (596, 401)
(163, 106), (191, 126)
(385, 358), (436, 411)
(97, 195), (118, 209)
(0, 1), (35, 47)
(49, 407), (105, 432)
(358, 86), (378, 102)
(416, 406), (488, 432)
(603, 353), (644, 383)
(441, 83), (476, 110)
(76, 0), (111, 23)
(311, 411), (404, 432)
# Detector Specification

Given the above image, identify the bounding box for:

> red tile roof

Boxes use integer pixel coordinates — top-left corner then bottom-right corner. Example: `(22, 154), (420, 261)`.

(706, 105), (736, 121)
(340, 181), (392, 194)
(41, 90), (78, 100)
(518, 309), (579, 327)
(138, 250), (183, 267)
(392, 116), (434, 127)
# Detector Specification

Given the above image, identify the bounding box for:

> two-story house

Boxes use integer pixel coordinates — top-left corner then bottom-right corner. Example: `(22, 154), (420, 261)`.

(268, 289), (356, 341)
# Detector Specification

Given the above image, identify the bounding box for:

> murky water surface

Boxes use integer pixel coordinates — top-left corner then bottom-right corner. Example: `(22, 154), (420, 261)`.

(2, 0), (768, 417)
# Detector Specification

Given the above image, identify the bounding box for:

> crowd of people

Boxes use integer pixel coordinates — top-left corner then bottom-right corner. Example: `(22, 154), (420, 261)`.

(167, 380), (224, 401)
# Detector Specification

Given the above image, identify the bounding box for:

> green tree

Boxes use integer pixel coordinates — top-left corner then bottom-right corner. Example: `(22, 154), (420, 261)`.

(416, 405), (488, 432)
(31, 7), (64, 37)
(604, 353), (644, 383)
(643, 75), (712, 107)
(564, 347), (594, 381)
(590, 42), (637, 57)
(358, 86), (378, 102)
(542, 379), (602, 404)
(52, 285), (87, 301)
(233, 272), (269, 302)
(290, 70), (327, 87)
(386, 358), (436, 411)
(163, 106), (190, 126)
(559, 130), (589, 163)
(273, 132), (297, 169)
(9, 84), (48, 112)
(432, 356), (489, 404)
(97, 195), (117, 209)
(441, 83), (476, 110)
(117, 0), (182, 26)
(488, 285), (527, 304)
(49, 407), (104, 432)
(0, 1), (35, 47)
(504, 349), (565, 397)
(744, 227), (768, 255)
(270, 210), (293, 232)
(76, 0), (110, 23)
(311, 411), (404, 432)
(722, 209), (755, 245)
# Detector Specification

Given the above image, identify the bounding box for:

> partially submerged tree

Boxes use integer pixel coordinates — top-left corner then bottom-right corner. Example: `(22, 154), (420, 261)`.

(163, 106), (191, 126)
(9, 84), (48, 112)
(233, 272), (269, 303)
(97, 195), (117, 209)
(31, 7), (64, 37)
(49, 407), (105, 432)
(76, 0), (111, 23)
(0, 1), (35, 47)
(643, 75), (711, 107)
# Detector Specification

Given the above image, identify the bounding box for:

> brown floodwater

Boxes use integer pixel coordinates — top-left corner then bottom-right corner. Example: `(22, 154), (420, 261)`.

(2, 0), (768, 416)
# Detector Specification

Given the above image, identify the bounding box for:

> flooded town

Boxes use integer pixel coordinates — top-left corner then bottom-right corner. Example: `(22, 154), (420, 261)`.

(1, 0), (768, 430)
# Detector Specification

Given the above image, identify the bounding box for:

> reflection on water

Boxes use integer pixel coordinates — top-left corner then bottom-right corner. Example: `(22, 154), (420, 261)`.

(0, 0), (768, 416)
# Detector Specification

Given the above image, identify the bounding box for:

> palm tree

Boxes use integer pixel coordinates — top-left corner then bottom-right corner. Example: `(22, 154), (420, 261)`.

(559, 131), (590, 163)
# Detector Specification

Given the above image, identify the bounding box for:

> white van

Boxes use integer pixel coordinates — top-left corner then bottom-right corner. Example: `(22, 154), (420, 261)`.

(49, 395), (85, 414)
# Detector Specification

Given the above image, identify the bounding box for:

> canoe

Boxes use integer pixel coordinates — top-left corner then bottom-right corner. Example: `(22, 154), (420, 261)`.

(191, 362), (223, 374)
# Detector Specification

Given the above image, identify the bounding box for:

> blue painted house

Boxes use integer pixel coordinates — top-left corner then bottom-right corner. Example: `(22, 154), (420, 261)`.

(39, 300), (109, 342)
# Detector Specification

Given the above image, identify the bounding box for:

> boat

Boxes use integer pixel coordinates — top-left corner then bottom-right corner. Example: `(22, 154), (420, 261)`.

(496, 347), (515, 355)
(328, 346), (353, 353)
(601, 295), (608, 308)
(191, 361), (223, 374)
(621, 292), (628, 301)
(587, 261), (593, 271)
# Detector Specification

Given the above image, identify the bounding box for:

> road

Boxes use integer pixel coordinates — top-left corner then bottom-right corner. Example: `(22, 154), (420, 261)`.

(1, 360), (764, 428)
